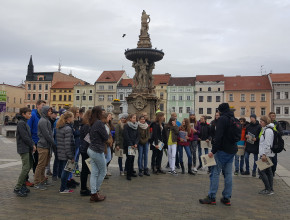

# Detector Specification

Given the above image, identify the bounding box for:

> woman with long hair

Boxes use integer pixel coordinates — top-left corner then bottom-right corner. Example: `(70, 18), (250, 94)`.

(197, 115), (211, 170)
(79, 109), (92, 196)
(165, 117), (179, 175)
(177, 118), (195, 175)
(189, 111), (200, 172)
(150, 112), (167, 174)
(103, 113), (114, 178)
(56, 111), (75, 193)
(87, 106), (108, 202)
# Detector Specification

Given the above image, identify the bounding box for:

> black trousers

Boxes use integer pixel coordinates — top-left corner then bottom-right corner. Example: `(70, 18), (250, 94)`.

(125, 154), (135, 176)
(80, 152), (90, 190)
(151, 148), (163, 169)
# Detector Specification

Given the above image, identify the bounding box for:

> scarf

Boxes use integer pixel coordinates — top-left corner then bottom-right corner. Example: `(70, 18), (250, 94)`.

(128, 121), (138, 130)
(138, 121), (148, 130)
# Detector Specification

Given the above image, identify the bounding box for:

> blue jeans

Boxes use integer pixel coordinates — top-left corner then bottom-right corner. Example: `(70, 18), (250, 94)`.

(177, 145), (192, 165)
(118, 157), (123, 171)
(138, 143), (149, 170)
(234, 154), (245, 172)
(59, 160), (70, 191)
(105, 147), (112, 164)
(52, 150), (62, 178)
(198, 143), (208, 167)
(208, 151), (235, 199)
(244, 152), (258, 172)
(87, 148), (107, 194)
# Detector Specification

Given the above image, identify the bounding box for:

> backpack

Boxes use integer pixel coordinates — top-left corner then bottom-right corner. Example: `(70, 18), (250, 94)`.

(264, 127), (285, 153)
(228, 117), (242, 143)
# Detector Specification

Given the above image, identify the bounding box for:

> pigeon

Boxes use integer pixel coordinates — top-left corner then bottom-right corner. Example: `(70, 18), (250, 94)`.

(122, 34), (126, 38)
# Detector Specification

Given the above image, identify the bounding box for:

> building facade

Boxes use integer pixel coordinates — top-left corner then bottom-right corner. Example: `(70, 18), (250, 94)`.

(194, 75), (224, 120)
(224, 75), (272, 121)
(117, 79), (133, 113)
(95, 70), (129, 112)
(167, 77), (195, 122)
(73, 84), (95, 111)
(154, 73), (171, 117)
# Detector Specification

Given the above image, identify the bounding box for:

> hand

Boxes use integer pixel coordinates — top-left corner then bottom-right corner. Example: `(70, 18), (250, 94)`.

(261, 155), (267, 162)
(246, 135), (249, 139)
(253, 138), (257, 141)
(172, 121), (176, 126)
(193, 129), (197, 133)
(134, 144), (137, 148)
(198, 138), (201, 141)
(155, 145), (159, 149)
(208, 152), (214, 158)
(180, 138), (184, 142)
(71, 159), (75, 163)
(206, 139), (209, 142)
(185, 136), (189, 140)
(116, 146), (120, 150)
(33, 145), (36, 153)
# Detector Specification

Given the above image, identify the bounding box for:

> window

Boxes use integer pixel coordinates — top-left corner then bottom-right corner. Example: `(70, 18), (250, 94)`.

(208, 87), (211, 92)
(68, 95), (71, 101)
(172, 96), (176, 101)
(59, 95), (62, 101)
(218, 88), (221, 91)
(27, 105), (30, 109)
(108, 95), (113, 101)
(216, 96), (221, 102)
(207, 96), (212, 102)
(172, 107), (175, 113)
(229, 94), (233, 102)
(99, 95), (104, 101)
(53, 95), (56, 101)
(90, 90), (93, 93)
(199, 88), (202, 92)
(186, 107), (191, 113)
(261, 108), (266, 116)
(250, 107), (255, 115)
(276, 107), (281, 115)
(120, 107), (123, 113)
(276, 92), (280, 99)
(14, 97), (16, 103)
(89, 96), (93, 101)
(45, 94), (48, 100)
(28, 84), (31, 90)
(186, 88), (191, 92)
(77, 90), (80, 93)
(120, 93), (124, 100)
(178, 88), (183, 92)
(199, 108), (203, 114)
(241, 107), (245, 116)
(76, 96), (80, 101)
(187, 96), (191, 101)
(250, 94), (255, 102)
(99, 85), (104, 90)
(199, 96), (203, 102)
(179, 96), (183, 101)
(39, 84), (42, 90)
(172, 88), (176, 92)
(108, 85), (113, 90)
(160, 92), (164, 99)
(160, 103), (164, 111)
(64, 90), (67, 93)
(28, 94), (31, 100)
(32, 94), (35, 100)
(33, 84), (36, 90)
(20, 98), (22, 104)
(179, 107), (183, 113)
(241, 94), (245, 102)
(285, 107), (289, 115)
(45, 84), (48, 90)
(207, 108), (212, 114)
(82, 96), (86, 101)
(38, 94), (41, 100)
(261, 94), (266, 102)
(285, 92), (289, 99)
(64, 95), (67, 101)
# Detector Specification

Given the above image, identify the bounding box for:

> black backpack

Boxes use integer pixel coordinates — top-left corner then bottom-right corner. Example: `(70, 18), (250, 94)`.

(228, 117), (242, 143)
(264, 127), (285, 153)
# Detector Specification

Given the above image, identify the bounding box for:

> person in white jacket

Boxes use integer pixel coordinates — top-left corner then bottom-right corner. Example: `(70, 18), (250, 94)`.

(258, 116), (275, 195)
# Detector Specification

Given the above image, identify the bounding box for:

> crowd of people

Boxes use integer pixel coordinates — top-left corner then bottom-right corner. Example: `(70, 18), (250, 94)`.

(13, 100), (283, 205)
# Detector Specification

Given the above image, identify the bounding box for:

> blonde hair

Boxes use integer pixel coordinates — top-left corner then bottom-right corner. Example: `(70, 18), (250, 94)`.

(260, 116), (270, 125)
(56, 111), (74, 128)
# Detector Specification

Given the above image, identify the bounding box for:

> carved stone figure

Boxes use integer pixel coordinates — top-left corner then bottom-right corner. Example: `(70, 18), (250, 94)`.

(133, 95), (147, 111)
(140, 10), (150, 37)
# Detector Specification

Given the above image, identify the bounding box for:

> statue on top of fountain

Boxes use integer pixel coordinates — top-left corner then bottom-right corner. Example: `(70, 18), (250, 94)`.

(132, 58), (154, 92)
(137, 10), (152, 48)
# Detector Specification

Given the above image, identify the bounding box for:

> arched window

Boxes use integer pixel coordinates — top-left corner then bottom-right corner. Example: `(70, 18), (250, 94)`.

(208, 87), (211, 91)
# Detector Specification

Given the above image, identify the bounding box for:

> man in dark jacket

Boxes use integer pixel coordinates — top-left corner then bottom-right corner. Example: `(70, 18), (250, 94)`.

(242, 114), (261, 177)
(199, 103), (237, 206)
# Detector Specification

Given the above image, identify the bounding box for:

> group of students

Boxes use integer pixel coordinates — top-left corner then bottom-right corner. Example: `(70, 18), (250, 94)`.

(13, 100), (283, 203)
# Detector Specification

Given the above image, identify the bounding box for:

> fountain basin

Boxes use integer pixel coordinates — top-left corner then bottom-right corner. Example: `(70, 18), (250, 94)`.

(125, 48), (164, 62)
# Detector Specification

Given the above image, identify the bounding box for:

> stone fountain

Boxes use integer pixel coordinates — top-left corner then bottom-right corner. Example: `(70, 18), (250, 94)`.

(125, 10), (164, 119)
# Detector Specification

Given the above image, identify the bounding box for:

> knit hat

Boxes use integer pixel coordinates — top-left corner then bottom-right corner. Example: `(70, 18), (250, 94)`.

(250, 114), (257, 120)
(217, 103), (230, 113)
(59, 108), (67, 116)
(119, 113), (129, 120)
(51, 108), (59, 114)
(189, 110), (195, 116)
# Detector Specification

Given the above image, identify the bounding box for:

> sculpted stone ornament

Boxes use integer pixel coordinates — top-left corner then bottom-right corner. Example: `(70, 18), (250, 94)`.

(137, 10), (152, 48)
(133, 95), (147, 111)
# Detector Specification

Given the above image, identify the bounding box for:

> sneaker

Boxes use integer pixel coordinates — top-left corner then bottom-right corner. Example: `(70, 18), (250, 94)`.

(46, 171), (53, 176)
(25, 181), (34, 187)
(259, 189), (272, 195)
(14, 188), (27, 197)
(220, 197), (231, 206)
(241, 171), (250, 175)
(104, 175), (109, 179)
(75, 170), (80, 177)
(176, 165), (180, 169)
(234, 171), (239, 175)
(138, 172), (143, 177)
(171, 170), (178, 176)
(252, 171), (256, 177)
(80, 189), (91, 196)
(34, 184), (47, 190)
(167, 170), (172, 174)
(120, 171), (125, 176)
(197, 165), (202, 170)
(67, 181), (76, 189)
(21, 185), (30, 193)
(43, 180), (53, 186)
(199, 196), (216, 205)
(60, 189), (74, 193)
(106, 171), (112, 176)
(193, 167), (198, 172)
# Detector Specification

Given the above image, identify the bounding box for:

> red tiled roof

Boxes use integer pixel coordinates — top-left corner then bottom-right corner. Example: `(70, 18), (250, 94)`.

(225, 75), (271, 91)
(269, 73), (290, 83)
(96, 70), (125, 83)
(51, 81), (79, 89)
(153, 73), (171, 85)
(119, 79), (133, 87)
(168, 77), (195, 86)
(196, 75), (224, 82)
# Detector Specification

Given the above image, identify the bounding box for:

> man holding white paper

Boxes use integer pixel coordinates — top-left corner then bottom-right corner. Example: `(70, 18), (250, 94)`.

(199, 103), (239, 206)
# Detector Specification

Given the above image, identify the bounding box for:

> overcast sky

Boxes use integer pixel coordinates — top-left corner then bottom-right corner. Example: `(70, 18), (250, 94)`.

(1, 0), (290, 85)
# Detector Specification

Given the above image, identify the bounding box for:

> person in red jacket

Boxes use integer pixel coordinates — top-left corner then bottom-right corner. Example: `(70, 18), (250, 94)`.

(177, 118), (195, 175)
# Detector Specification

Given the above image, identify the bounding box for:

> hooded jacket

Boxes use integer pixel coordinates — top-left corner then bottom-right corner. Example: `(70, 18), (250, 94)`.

(16, 115), (34, 154)
(123, 123), (140, 153)
(27, 109), (41, 144)
(56, 123), (75, 160)
(37, 106), (56, 149)
(259, 123), (275, 157)
(212, 109), (238, 154)
(245, 120), (261, 154)
(89, 120), (109, 154)
(199, 122), (211, 141)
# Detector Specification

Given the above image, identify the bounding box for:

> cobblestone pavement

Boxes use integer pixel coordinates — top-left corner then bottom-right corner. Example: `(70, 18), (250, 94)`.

(1, 135), (290, 220)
